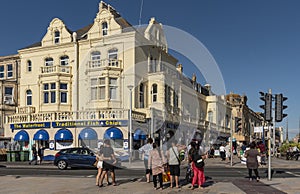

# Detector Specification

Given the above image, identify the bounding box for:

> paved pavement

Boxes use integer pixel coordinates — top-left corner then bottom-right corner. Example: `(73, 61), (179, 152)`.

(1, 156), (300, 194)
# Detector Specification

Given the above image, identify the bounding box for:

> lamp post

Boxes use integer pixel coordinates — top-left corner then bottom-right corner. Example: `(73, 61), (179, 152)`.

(127, 85), (134, 165)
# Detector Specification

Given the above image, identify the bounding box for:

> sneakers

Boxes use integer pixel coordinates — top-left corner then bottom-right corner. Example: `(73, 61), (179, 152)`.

(256, 177), (260, 182)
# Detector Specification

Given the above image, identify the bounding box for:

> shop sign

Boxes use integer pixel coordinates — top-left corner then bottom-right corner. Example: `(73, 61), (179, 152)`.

(52, 120), (128, 128)
(10, 122), (51, 130)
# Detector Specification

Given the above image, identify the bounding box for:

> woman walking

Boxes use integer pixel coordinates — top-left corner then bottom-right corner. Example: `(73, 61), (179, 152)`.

(148, 143), (166, 190)
(245, 141), (260, 181)
(139, 137), (153, 183)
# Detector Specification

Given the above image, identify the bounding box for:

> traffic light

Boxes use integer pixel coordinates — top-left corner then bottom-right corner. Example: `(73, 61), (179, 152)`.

(275, 93), (288, 122)
(259, 92), (272, 121)
(235, 117), (242, 133)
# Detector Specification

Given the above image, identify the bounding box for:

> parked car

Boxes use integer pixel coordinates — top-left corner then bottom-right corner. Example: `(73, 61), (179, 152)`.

(54, 147), (122, 170)
(54, 147), (97, 170)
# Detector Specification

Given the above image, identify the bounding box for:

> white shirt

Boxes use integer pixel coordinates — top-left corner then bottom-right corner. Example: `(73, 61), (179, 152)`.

(139, 143), (153, 160)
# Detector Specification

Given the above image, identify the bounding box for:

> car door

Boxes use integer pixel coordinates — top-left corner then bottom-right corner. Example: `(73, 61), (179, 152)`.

(67, 148), (83, 167)
(80, 148), (96, 167)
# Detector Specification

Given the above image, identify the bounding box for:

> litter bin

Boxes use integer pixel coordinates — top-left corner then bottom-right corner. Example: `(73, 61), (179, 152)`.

(6, 151), (11, 162)
(11, 151), (16, 162)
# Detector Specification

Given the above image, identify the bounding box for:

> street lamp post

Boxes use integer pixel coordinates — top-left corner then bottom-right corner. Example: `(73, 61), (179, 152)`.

(127, 85), (134, 165)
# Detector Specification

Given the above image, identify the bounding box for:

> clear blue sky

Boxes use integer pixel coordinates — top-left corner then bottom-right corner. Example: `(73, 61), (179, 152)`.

(1, 0), (299, 139)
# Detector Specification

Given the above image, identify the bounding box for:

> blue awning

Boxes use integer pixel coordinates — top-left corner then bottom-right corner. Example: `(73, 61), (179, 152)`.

(133, 129), (147, 140)
(78, 128), (98, 140)
(33, 129), (49, 141)
(54, 129), (73, 141)
(104, 127), (123, 139)
(14, 130), (29, 141)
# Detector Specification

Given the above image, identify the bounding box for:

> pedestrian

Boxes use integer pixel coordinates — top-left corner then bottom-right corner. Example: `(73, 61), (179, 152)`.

(167, 139), (185, 188)
(95, 145), (110, 186)
(188, 141), (207, 190)
(148, 142), (166, 190)
(98, 139), (117, 187)
(219, 144), (226, 161)
(139, 137), (153, 183)
(224, 142), (231, 161)
(29, 144), (38, 165)
(244, 141), (260, 181)
(257, 141), (266, 165)
(38, 146), (44, 164)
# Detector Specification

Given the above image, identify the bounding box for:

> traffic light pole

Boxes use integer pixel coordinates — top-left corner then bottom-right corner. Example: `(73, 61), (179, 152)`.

(267, 89), (272, 181)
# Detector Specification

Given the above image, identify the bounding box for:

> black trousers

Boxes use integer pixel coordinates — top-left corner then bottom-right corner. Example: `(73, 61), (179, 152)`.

(248, 168), (259, 179)
(153, 173), (163, 188)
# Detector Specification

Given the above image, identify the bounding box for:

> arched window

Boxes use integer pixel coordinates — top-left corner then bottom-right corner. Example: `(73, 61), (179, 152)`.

(27, 60), (32, 72)
(91, 51), (101, 67)
(60, 56), (69, 66)
(54, 31), (60, 44)
(151, 84), (157, 102)
(102, 22), (108, 36)
(45, 58), (53, 66)
(108, 48), (118, 66)
(26, 90), (32, 106)
(139, 83), (144, 108)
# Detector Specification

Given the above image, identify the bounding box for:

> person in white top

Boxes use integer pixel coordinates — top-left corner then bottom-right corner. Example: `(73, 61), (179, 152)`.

(219, 144), (226, 161)
(167, 139), (186, 188)
(139, 138), (153, 183)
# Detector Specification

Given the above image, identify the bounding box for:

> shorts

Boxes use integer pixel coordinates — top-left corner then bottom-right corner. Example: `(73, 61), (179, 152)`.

(97, 161), (103, 169)
(169, 165), (180, 176)
(102, 161), (115, 172)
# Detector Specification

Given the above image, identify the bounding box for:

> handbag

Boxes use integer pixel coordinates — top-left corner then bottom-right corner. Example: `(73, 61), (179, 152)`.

(186, 164), (194, 183)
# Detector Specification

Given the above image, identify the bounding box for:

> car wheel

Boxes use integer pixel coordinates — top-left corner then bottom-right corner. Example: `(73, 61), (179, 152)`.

(57, 160), (68, 170)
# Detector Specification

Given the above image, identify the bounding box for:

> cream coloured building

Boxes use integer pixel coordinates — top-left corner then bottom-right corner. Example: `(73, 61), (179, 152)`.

(4, 1), (227, 159)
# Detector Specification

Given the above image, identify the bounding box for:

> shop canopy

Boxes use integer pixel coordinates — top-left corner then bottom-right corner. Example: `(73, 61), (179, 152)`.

(78, 128), (98, 140)
(54, 128), (73, 141)
(104, 127), (123, 139)
(133, 128), (147, 140)
(14, 130), (29, 141)
(33, 129), (49, 141)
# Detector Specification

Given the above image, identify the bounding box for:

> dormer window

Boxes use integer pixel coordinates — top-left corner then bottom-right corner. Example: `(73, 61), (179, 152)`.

(102, 22), (108, 36)
(54, 31), (60, 44)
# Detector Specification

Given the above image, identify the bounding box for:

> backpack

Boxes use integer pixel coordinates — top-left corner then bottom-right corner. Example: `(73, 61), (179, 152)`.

(193, 153), (205, 169)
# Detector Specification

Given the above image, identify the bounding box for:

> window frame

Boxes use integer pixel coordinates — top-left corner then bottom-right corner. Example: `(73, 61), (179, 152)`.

(7, 64), (13, 78)
(102, 22), (108, 36)
(54, 31), (60, 44)
(26, 90), (32, 106)
(27, 60), (32, 72)
(0, 65), (4, 78)
(45, 58), (54, 66)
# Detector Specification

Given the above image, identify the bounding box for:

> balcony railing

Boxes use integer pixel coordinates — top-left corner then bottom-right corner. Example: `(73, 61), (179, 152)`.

(16, 106), (36, 114)
(6, 109), (128, 124)
(41, 65), (72, 74)
(88, 59), (122, 69)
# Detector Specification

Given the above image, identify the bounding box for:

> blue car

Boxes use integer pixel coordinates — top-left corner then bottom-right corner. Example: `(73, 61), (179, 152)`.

(54, 147), (97, 170)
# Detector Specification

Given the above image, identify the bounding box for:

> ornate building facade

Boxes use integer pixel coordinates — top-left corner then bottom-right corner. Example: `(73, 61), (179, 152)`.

(3, 1), (229, 159)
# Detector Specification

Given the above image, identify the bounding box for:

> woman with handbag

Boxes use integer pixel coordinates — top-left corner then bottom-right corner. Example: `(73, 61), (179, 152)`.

(148, 143), (166, 190)
(188, 141), (207, 190)
(167, 140), (186, 188)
